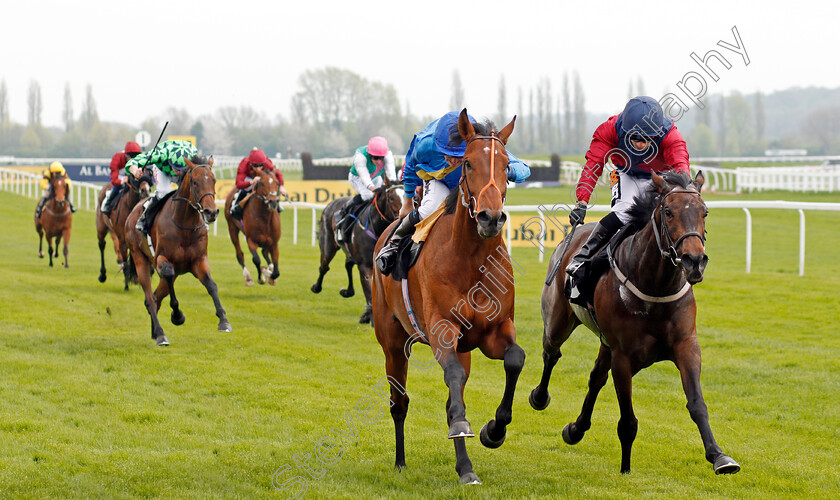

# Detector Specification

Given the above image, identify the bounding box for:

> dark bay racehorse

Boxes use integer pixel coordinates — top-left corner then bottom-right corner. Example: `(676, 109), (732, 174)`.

(371, 110), (525, 484)
(96, 168), (154, 289)
(125, 156), (231, 346)
(35, 173), (72, 268)
(311, 179), (401, 323)
(530, 170), (740, 475)
(223, 169), (282, 286)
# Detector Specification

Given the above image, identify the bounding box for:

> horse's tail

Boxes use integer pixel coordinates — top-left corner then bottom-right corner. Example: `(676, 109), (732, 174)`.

(125, 251), (138, 284)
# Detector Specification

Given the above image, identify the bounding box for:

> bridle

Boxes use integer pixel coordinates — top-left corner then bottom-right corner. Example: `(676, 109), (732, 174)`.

(652, 189), (707, 266)
(458, 131), (509, 219)
(374, 185), (401, 222)
(254, 175), (279, 209)
(172, 165), (215, 230)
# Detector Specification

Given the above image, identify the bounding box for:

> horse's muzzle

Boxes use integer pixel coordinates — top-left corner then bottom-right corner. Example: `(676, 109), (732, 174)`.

(476, 209), (507, 239)
(203, 208), (219, 224)
(681, 253), (708, 284)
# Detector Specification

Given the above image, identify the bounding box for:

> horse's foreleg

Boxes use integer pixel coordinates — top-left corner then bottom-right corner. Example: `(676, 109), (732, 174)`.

(47, 235), (54, 267)
(228, 222), (253, 286)
(269, 242), (280, 283)
(192, 258), (231, 332)
(530, 303), (577, 411)
(246, 239), (264, 285)
(37, 224), (44, 258)
(135, 253), (166, 345)
(156, 258), (184, 327)
(611, 351), (637, 474)
(357, 264), (373, 324)
(444, 352), (479, 484)
(311, 222), (338, 293)
(62, 230), (70, 268)
(674, 337), (740, 474)
(563, 343), (611, 445)
(380, 327), (411, 470)
(97, 230), (108, 282)
(478, 321), (525, 450)
(339, 257), (355, 298)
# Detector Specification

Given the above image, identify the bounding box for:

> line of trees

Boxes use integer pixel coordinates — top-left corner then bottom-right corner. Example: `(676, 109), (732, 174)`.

(1, 70), (839, 160)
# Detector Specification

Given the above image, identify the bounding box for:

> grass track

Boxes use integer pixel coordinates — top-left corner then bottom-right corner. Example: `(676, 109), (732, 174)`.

(1, 187), (839, 499)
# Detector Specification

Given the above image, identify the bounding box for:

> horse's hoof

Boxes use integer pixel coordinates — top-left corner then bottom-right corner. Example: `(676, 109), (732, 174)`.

(245, 279), (254, 287)
(479, 421), (506, 449)
(394, 463), (406, 472)
(171, 310), (185, 326)
(459, 472), (481, 485)
(339, 288), (354, 298)
(529, 387), (551, 411)
(448, 420), (474, 439)
(268, 278), (276, 286)
(310, 284), (322, 294)
(218, 321), (232, 332)
(714, 454), (740, 475)
(98, 273), (107, 283)
(562, 423), (584, 445)
(258, 277), (266, 285)
(359, 314), (371, 324)
(38, 251), (44, 258)
(156, 335), (170, 347)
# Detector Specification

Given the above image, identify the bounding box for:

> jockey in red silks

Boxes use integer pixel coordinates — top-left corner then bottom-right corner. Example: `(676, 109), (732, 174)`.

(565, 96), (690, 304)
(101, 141), (142, 215)
(230, 148), (287, 220)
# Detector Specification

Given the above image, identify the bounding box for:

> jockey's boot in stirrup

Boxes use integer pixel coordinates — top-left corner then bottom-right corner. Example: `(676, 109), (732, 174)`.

(376, 210), (421, 276)
(565, 213), (622, 302)
(101, 186), (118, 214)
(135, 198), (155, 236)
(230, 191), (245, 221)
(35, 197), (47, 218)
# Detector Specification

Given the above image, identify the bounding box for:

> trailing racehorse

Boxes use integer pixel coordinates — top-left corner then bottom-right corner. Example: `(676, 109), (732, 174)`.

(35, 173), (72, 268)
(224, 168), (282, 286)
(125, 156), (231, 346)
(311, 179), (402, 323)
(530, 170), (740, 475)
(96, 168), (154, 289)
(371, 110), (525, 484)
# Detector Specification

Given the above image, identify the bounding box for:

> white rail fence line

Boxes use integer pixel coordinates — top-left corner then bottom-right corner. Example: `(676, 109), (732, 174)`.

(4, 167), (838, 276)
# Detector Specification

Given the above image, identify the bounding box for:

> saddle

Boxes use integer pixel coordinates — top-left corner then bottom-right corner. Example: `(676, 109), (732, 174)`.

(389, 203), (447, 281)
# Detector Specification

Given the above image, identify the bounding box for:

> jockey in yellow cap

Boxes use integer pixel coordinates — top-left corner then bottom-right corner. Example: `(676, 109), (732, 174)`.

(36, 161), (76, 218)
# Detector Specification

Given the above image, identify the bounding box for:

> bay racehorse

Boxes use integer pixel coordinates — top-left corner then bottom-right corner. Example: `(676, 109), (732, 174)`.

(530, 170), (740, 475)
(35, 173), (72, 268)
(223, 168), (282, 286)
(311, 179), (402, 323)
(125, 156), (231, 346)
(371, 110), (525, 484)
(96, 168), (154, 289)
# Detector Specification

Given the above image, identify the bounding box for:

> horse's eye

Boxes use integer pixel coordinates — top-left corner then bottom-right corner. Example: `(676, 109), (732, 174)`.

(464, 161), (472, 171)
(664, 207), (673, 218)
(704, 209), (709, 218)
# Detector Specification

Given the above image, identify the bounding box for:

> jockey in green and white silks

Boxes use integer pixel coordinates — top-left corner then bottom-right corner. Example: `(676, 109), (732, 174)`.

(126, 139), (200, 236)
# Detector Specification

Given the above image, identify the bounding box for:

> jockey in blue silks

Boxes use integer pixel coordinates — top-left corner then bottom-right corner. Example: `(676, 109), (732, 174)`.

(375, 110), (530, 275)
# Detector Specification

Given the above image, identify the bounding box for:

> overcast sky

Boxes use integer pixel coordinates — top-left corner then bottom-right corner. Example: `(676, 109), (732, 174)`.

(2, 0), (838, 129)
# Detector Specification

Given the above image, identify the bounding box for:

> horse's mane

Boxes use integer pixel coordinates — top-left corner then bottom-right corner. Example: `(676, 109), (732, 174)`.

(191, 153), (211, 166)
(625, 170), (695, 229)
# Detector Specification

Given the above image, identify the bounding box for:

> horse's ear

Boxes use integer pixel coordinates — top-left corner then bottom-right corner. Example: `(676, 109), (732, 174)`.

(458, 108), (475, 143)
(384, 176), (391, 188)
(652, 172), (667, 193)
(184, 157), (197, 170)
(208, 155), (214, 168)
(693, 170), (705, 191)
(497, 115), (516, 145)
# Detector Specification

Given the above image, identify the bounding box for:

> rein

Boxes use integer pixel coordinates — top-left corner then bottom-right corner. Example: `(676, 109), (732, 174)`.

(459, 132), (508, 218)
(172, 165), (215, 231)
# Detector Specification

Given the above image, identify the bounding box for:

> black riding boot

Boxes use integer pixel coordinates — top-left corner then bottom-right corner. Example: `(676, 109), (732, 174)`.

(376, 210), (421, 276)
(35, 196), (48, 218)
(135, 197), (158, 236)
(565, 212), (623, 303)
(230, 190), (246, 221)
(101, 185), (120, 214)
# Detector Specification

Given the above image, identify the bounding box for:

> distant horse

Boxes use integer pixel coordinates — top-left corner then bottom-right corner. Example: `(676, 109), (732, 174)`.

(125, 156), (231, 346)
(223, 168), (282, 286)
(371, 110), (524, 484)
(96, 168), (154, 289)
(530, 170), (740, 475)
(35, 173), (72, 268)
(311, 179), (402, 323)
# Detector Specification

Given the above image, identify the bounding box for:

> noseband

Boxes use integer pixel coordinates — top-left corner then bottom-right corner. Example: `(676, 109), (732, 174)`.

(652, 189), (707, 266)
(458, 132), (508, 219)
